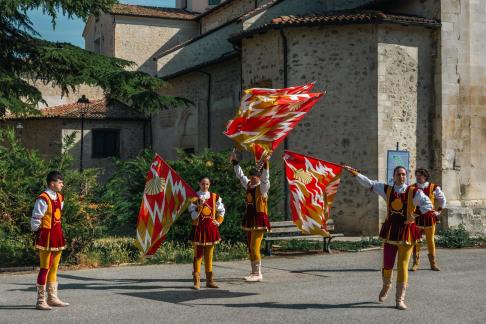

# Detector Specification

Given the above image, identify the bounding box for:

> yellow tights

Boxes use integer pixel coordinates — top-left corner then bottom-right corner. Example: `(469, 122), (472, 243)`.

(415, 224), (436, 256)
(193, 245), (215, 273)
(37, 250), (62, 285)
(248, 230), (265, 262)
(383, 244), (413, 283)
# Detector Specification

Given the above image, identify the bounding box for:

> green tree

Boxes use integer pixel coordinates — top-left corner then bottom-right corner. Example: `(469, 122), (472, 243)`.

(0, 0), (187, 117)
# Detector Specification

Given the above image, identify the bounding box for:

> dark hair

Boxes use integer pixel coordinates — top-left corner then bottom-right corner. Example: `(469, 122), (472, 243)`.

(249, 168), (260, 177)
(46, 171), (63, 184)
(199, 176), (210, 183)
(393, 166), (407, 176)
(415, 168), (430, 181)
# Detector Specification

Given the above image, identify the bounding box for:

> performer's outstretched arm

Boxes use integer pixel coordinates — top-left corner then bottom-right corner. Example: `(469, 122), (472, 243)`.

(260, 161), (270, 196)
(346, 167), (386, 200)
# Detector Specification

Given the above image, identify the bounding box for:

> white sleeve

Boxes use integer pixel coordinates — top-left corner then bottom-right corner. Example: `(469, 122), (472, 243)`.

(61, 201), (64, 210)
(434, 186), (446, 209)
(260, 167), (270, 196)
(31, 198), (47, 231)
(188, 202), (199, 220)
(413, 189), (433, 213)
(355, 173), (387, 200)
(216, 196), (225, 218)
(234, 164), (249, 189)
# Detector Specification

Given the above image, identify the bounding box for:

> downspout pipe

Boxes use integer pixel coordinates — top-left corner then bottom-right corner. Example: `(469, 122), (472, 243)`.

(196, 70), (212, 148)
(279, 28), (289, 220)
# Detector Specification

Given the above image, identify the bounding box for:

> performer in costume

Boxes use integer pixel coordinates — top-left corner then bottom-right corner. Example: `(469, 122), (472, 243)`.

(230, 152), (270, 282)
(345, 165), (438, 310)
(410, 168), (446, 271)
(31, 171), (70, 310)
(188, 176), (225, 289)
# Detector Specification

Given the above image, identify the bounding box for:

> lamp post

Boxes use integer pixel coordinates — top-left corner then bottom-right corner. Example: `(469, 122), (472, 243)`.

(15, 122), (23, 140)
(77, 95), (90, 172)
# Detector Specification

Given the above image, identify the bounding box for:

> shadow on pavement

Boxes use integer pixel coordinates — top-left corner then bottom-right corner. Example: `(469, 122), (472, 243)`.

(0, 305), (35, 310)
(119, 289), (258, 304)
(196, 301), (389, 310)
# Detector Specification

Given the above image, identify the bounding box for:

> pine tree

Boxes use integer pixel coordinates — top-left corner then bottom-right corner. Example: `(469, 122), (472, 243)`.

(0, 0), (187, 117)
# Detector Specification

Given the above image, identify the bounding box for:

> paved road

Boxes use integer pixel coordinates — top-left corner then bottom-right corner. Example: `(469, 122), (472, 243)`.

(1, 249), (485, 323)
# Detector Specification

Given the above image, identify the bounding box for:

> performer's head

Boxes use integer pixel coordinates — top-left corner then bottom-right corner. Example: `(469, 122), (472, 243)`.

(199, 176), (211, 192)
(393, 166), (407, 186)
(249, 167), (261, 186)
(46, 171), (64, 192)
(415, 168), (430, 184)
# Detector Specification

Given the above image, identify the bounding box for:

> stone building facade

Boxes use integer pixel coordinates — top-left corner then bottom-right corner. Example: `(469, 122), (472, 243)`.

(2, 100), (148, 181)
(84, 0), (486, 235)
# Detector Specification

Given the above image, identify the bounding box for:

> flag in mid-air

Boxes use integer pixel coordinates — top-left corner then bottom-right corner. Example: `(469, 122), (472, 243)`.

(224, 83), (325, 162)
(283, 150), (343, 237)
(136, 154), (197, 256)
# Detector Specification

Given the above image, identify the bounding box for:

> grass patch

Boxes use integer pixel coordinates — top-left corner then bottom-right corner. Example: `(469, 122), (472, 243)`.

(76, 237), (249, 267)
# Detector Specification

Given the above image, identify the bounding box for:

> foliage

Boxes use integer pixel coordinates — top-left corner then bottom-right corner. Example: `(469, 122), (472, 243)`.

(98, 149), (285, 242)
(0, 0), (188, 116)
(436, 225), (486, 248)
(76, 237), (248, 267)
(0, 127), (101, 266)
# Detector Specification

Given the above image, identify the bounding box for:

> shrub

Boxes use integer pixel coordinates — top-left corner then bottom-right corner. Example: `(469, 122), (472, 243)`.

(436, 225), (485, 248)
(0, 128), (102, 267)
(99, 149), (285, 242)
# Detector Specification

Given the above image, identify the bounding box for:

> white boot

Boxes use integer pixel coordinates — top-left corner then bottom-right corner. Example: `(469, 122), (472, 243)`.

(244, 261), (257, 281)
(46, 282), (70, 307)
(245, 261), (263, 282)
(36, 285), (52, 310)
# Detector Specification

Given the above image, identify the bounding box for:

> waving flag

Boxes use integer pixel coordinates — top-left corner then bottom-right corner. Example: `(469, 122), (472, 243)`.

(283, 150), (343, 237)
(224, 83), (325, 161)
(136, 154), (197, 256)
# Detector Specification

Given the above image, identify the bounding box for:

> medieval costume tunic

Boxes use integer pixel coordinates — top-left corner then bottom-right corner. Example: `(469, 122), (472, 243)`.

(353, 172), (434, 309)
(188, 191), (225, 246)
(31, 189), (69, 310)
(410, 181), (446, 271)
(412, 182), (446, 229)
(233, 161), (270, 282)
(188, 191), (225, 289)
(234, 163), (271, 232)
(32, 189), (66, 251)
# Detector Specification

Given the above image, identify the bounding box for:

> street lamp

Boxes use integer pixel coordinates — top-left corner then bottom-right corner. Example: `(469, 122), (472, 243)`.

(15, 122), (23, 140)
(77, 95), (90, 172)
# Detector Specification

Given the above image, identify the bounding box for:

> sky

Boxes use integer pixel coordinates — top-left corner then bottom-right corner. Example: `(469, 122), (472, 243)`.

(28, 1), (176, 48)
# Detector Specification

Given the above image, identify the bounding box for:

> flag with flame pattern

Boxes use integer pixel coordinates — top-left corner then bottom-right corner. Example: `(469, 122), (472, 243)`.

(136, 154), (197, 256)
(283, 150), (343, 237)
(224, 83), (325, 161)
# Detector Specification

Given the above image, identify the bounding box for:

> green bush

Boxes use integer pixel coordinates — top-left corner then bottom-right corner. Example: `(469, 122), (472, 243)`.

(0, 128), (102, 267)
(99, 149), (285, 242)
(436, 225), (485, 248)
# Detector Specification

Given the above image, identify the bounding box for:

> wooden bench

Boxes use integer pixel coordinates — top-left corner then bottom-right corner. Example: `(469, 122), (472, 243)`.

(264, 220), (344, 255)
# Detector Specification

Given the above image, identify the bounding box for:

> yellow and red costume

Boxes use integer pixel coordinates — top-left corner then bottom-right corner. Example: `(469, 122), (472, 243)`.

(188, 191), (225, 289)
(353, 173), (434, 309)
(410, 182), (446, 271)
(234, 161), (270, 282)
(31, 189), (69, 310)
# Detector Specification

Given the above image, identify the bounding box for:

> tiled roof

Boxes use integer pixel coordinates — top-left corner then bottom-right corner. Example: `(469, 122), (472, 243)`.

(109, 4), (197, 20)
(5, 99), (147, 120)
(270, 11), (440, 26)
(230, 10), (441, 42)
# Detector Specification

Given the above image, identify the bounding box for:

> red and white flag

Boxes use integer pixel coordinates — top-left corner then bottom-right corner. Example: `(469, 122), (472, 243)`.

(283, 150), (343, 237)
(136, 154), (197, 256)
(224, 83), (325, 162)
